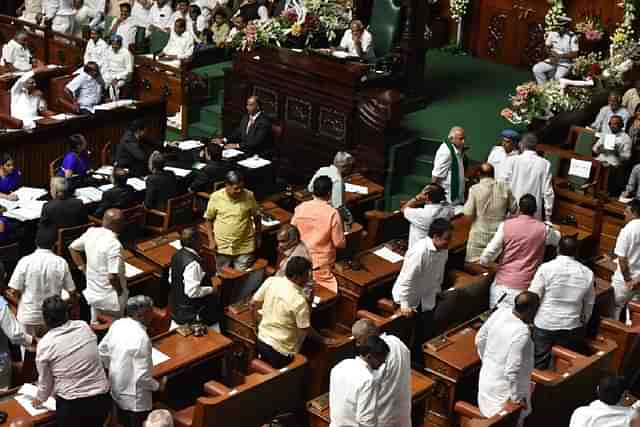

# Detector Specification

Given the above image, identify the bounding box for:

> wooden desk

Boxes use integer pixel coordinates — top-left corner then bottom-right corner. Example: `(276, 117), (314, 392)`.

(601, 200), (626, 255)
(0, 391), (55, 426)
(135, 232), (181, 270)
(592, 255), (616, 281)
(289, 174), (384, 213)
(0, 65), (71, 93)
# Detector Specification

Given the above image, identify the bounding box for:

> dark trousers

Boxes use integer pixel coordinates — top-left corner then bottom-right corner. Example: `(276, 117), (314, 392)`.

(532, 326), (587, 369)
(412, 309), (435, 367)
(118, 407), (150, 427)
(256, 339), (293, 369)
(56, 392), (111, 427)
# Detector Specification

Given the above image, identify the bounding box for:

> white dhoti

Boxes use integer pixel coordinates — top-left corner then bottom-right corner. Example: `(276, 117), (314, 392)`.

(532, 61), (571, 85)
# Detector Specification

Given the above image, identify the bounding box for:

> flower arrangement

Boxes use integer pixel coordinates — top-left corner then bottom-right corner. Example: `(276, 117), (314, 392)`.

(611, 0), (637, 51)
(571, 52), (603, 80)
(230, 19), (283, 51)
(575, 15), (605, 41)
(544, 0), (566, 33)
(450, 0), (470, 22)
(601, 51), (634, 86)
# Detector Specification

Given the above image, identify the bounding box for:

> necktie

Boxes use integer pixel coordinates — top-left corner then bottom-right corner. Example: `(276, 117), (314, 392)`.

(246, 115), (255, 134)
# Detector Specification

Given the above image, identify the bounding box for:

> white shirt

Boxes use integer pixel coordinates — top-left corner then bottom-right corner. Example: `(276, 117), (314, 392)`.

(593, 132), (632, 167)
(432, 142), (465, 204)
(84, 38), (109, 69)
(545, 31), (579, 65)
(404, 203), (454, 249)
(169, 10), (187, 27)
(168, 247), (213, 298)
(8, 248), (76, 326)
(376, 334), (411, 427)
(479, 220), (561, 266)
(73, 5), (94, 37)
(21, 0), (43, 20)
(110, 16), (138, 49)
(1, 39), (33, 71)
(162, 29), (195, 60)
(308, 165), (344, 208)
(392, 236), (448, 312)
(569, 400), (638, 427)
(487, 146), (516, 180)
(131, 1), (152, 28)
(149, 3), (173, 30)
(529, 255), (595, 331)
(10, 71), (47, 126)
(69, 227), (126, 312)
(591, 106), (631, 136)
(103, 46), (134, 82)
(98, 317), (159, 412)
(476, 308), (534, 418)
(66, 71), (103, 112)
(42, 0), (74, 19)
(0, 297), (33, 348)
(502, 150), (555, 220)
(329, 357), (377, 427)
(84, 0), (105, 16)
(339, 29), (374, 61)
(613, 218), (640, 285)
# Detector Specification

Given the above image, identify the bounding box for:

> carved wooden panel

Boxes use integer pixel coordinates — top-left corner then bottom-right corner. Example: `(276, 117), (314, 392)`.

(486, 14), (506, 57)
(318, 107), (347, 141)
(522, 22), (546, 66)
(252, 86), (278, 117)
(284, 96), (312, 129)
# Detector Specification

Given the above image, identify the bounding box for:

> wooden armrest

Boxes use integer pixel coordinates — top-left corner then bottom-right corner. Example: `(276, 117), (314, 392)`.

(203, 380), (232, 397)
(454, 401), (485, 419)
(531, 369), (562, 383)
(356, 309), (387, 325)
(58, 98), (78, 113)
(464, 262), (490, 276)
(0, 114), (23, 129)
(551, 345), (580, 360)
(249, 358), (277, 374)
(364, 209), (397, 220)
(376, 298), (397, 314)
(145, 208), (168, 217)
(629, 300), (640, 313)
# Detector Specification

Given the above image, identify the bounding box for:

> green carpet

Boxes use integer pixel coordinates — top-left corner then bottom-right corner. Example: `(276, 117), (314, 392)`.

(403, 50), (532, 162)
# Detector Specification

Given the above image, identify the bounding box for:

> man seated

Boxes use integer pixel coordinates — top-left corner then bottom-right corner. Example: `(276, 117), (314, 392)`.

(339, 19), (374, 61)
(592, 115), (632, 196)
(210, 9), (230, 48)
(623, 80), (640, 115)
(570, 376), (638, 426)
(590, 91), (631, 135)
(158, 18), (194, 62)
(1, 32), (36, 72)
(73, 0), (93, 38)
(19, 0), (44, 24)
(188, 143), (230, 193)
(39, 176), (89, 235)
(487, 129), (520, 180)
(108, 2), (138, 51)
(275, 224), (310, 277)
(95, 167), (137, 218)
(144, 153), (178, 211)
(211, 95), (273, 157)
(169, 0), (188, 26)
(9, 70), (50, 128)
(148, 0), (173, 33)
(307, 151), (355, 210)
(529, 236), (594, 369)
(84, 27), (109, 70)
(131, 0), (153, 29)
(65, 61), (104, 114)
(102, 34), (134, 100)
(145, 409), (174, 427)
(532, 16), (578, 85)
(115, 119), (164, 177)
(250, 256), (334, 368)
(42, 0), (75, 34)
(234, 0), (268, 23)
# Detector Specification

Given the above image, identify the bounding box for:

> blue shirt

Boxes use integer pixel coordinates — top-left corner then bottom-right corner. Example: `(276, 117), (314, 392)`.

(0, 216), (10, 244)
(0, 170), (20, 195)
(59, 151), (90, 177)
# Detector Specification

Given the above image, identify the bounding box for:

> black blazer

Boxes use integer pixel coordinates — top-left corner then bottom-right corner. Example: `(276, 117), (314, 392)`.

(145, 170), (179, 210)
(228, 113), (273, 157)
(39, 198), (88, 234)
(95, 184), (137, 218)
(189, 161), (230, 192)
(115, 130), (163, 177)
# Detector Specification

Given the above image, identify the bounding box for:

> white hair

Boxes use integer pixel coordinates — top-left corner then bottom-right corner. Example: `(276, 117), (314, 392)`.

(144, 410), (174, 427)
(50, 177), (66, 198)
(333, 151), (354, 166)
(447, 126), (464, 142)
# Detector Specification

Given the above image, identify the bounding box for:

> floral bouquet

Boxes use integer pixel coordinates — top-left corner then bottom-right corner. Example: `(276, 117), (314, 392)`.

(575, 15), (605, 41)
(449, 0), (470, 22)
(501, 82), (547, 125)
(230, 19), (283, 51)
(571, 52), (603, 80)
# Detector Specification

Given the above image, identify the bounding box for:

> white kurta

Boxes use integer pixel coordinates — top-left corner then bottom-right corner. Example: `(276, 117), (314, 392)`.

(102, 46), (134, 86)
(569, 400), (637, 427)
(109, 16), (138, 49)
(476, 308), (534, 420)
(84, 38), (109, 69)
(149, 3), (173, 30)
(339, 29), (374, 61)
(329, 357), (377, 427)
(1, 39), (33, 71)
(162, 30), (195, 60)
(376, 334), (412, 427)
(404, 203), (454, 249)
(131, 1), (152, 28)
(73, 5), (94, 37)
(432, 142), (465, 205)
(502, 150), (554, 220)
(10, 71), (46, 127)
(42, 0), (75, 34)
(20, 0), (43, 23)
(487, 146), (516, 180)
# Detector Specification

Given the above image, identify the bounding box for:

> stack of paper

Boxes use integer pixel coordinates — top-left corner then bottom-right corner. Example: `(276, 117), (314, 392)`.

(177, 140), (204, 151)
(75, 187), (103, 203)
(4, 200), (46, 221)
(16, 383), (56, 415)
(237, 156), (271, 169)
(125, 263), (144, 278)
(193, 162), (207, 170)
(127, 178), (147, 191)
(345, 183), (369, 194)
(95, 166), (114, 176)
(164, 166), (191, 177)
(50, 113), (76, 121)
(169, 240), (182, 250)
(222, 148), (244, 159)
(373, 246), (404, 263)
(99, 183), (114, 192)
(0, 199), (19, 211)
(619, 196), (633, 204)
(95, 100), (135, 111)
(14, 187), (47, 201)
(152, 348), (171, 366)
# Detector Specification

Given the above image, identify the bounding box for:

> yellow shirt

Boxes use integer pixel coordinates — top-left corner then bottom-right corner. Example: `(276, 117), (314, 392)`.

(252, 276), (311, 356)
(203, 188), (258, 256)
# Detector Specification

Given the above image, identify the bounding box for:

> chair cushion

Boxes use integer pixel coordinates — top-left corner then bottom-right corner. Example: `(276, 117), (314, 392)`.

(368, 0), (401, 58)
(203, 380), (232, 397)
(173, 405), (195, 427)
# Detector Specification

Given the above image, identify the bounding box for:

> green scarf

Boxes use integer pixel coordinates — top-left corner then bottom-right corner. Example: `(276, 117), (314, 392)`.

(443, 139), (461, 202)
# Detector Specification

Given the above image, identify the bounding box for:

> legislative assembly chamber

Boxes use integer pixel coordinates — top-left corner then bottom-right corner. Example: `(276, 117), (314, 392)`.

(0, 0), (640, 425)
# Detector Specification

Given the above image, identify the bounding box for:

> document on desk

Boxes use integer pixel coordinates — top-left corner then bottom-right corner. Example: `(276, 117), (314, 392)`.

(169, 240), (182, 250)
(4, 201), (46, 221)
(222, 148), (244, 159)
(49, 113), (76, 121)
(16, 383), (56, 415)
(568, 158), (592, 179)
(75, 187), (103, 203)
(125, 263), (144, 278)
(152, 348), (171, 366)
(99, 183), (114, 192)
(127, 177), (147, 191)
(261, 218), (280, 227)
(164, 166), (192, 177)
(0, 199), (19, 211)
(14, 187), (47, 201)
(176, 140), (204, 151)
(237, 156), (271, 169)
(95, 166), (114, 176)
(373, 246), (404, 263)
(345, 183), (369, 194)
(94, 100), (135, 110)
(620, 196), (633, 204)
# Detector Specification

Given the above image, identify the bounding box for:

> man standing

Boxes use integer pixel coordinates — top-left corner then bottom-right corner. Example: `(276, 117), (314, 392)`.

(402, 183), (453, 249)
(115, 119), (165, 177)
(592, 115), (632, 196)
(1, 32), (34, 72)
(65, 61), (103, 114)
(39, 176), (88, 235)
(8, 227), (76, 340)
(392, 218), (451, 360)
(570, 376), (637, 426)
(169, 228), (218, 327)
(464, 163), (515, 262)
(42, 0), (75, 34)
(329, 336), (389, 427)
(109, 2), (137, 51)
(159, 18), (195, 61)
(0, 295), (34, 389)
(502, 133), (554, 221)
(99, 295), (160, 427)
(148, 0), (173, 33)
(476, 291), (539, 426)
(308, 151), (355, 209)
(352, 319), (411, 427)
(611, 199), (640, 320)
(480, 194), (561, 308)
(432, 126), (465, 205)
(250, 257), (332, 368)
(275, 225), (310, 277)
(339, 19), (374, 61)
(591, 91), (631, 135)
(487, 129), (520, 180)
(102, 34), (134, 100)
(529, 236), (594, 369)
(292, 176), (346, 292)
(204, 170), (260, 271)
(532, 16), (578, 84)
(69, 208), (127, 324)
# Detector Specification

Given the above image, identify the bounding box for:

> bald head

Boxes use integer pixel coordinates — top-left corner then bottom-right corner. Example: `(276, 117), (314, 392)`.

(180, 227), (199, 250)
(9, 418), (34, 427)
(103, 208), (124, 233)
(479, 163), (494, 178)
(352, 318), (379, 346)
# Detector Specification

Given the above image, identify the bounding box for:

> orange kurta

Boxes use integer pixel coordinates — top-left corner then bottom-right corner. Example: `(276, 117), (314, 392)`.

(291, 198), (346, 292)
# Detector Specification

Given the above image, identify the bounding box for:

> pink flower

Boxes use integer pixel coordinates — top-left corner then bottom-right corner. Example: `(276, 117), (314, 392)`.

(500, 108), (514, 119)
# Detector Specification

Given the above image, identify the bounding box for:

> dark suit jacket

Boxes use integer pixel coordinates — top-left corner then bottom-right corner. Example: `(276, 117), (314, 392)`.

(228, 113), (273, 157)
(39, 198), (89, 234)
(115, 130), (163, 177)
(95, 184), (137, 218)
(188, 161), (230, 192)
(145, 170), (179, 210)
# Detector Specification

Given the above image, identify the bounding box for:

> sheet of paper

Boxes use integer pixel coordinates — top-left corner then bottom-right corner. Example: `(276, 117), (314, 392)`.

(99, 184), (114, 192)
(152, 348), (171, 366)
(95, 166), (114, 176)
(17, 383), (56, 414)
(13, 187), (47, 201)
(177, 140), (204, 151)
(0, 199), (19, 211)
(164, 166), (191, 177)
(169, 240), (182, 250)
(74, 187), (103, 203)
(568, 158), (592, 179)
(345, 183), (369, 194)
(127, 177), (147, 191)
(373, 246), (404, 263)
(261, 218), (280, 227)
(620, 196), (633, 204)
(125, 262), (144, 278)
(603, 134), (617, 150)
(49, 113), (75, 121)
(222, 148), (244, 159)
(4, 200), (46, 221)
(193, 162), (207, 170)
(237, 156), (271, 169)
